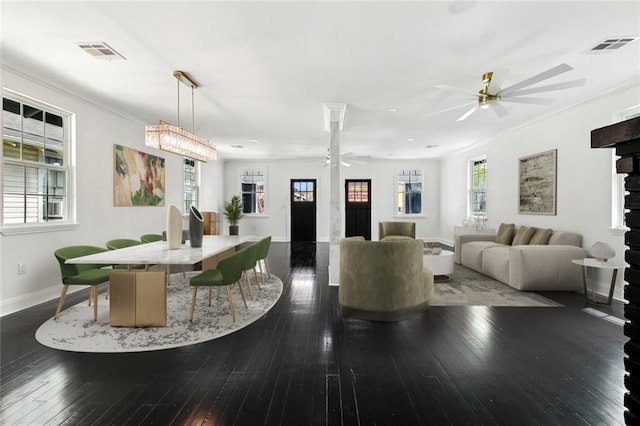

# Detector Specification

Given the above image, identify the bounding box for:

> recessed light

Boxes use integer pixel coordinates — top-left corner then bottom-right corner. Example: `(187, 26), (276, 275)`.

(387, 108), (398, 112)
(250, 139), (259, 143)
(407, 138), (416, 142)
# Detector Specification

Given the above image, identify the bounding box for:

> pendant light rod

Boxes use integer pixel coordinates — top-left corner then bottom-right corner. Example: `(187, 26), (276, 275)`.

(173, 70), (198, 132)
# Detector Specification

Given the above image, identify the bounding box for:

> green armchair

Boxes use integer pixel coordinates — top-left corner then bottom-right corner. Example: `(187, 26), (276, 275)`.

(339, 236), (433, 321)
(378, 221), (416, 240)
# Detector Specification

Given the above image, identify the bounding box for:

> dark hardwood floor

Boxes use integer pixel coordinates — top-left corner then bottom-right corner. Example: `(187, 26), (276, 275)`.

(0, 242), (627, 425)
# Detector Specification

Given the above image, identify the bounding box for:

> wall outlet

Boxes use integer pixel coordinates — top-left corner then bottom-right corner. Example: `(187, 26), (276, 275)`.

(18, 262), (26, 275)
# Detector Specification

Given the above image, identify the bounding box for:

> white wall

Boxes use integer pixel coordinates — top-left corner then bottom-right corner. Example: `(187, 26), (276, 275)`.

(222, 158), (441, 242)
(0, 69), (224, 315)
(440, 84), (640, 301)
(2, 65), (636, 313)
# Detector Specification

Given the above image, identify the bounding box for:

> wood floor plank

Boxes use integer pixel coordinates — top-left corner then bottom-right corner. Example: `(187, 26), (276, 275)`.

(0, 242), (627, 425)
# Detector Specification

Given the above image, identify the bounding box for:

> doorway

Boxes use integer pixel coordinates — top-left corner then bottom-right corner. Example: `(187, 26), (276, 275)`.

(291, 179), (317, 242)
(345, 179), (372, 240)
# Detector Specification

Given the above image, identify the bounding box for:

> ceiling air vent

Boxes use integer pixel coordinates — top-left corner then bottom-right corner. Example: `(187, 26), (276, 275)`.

(589, 37), (639, 53)
(76, 42), (126, 60)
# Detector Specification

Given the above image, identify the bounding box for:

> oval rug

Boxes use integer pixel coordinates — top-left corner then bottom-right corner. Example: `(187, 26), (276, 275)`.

(35, 271), (283, 353)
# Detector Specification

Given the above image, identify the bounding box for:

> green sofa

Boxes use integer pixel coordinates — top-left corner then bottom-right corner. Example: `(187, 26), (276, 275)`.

(339, 236), (434, 321)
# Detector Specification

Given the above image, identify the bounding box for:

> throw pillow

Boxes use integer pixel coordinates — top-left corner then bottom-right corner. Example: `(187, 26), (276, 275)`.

(495, 223), (516, 245)
(529, 228), (553, 245)
(512, 226), (537, 245)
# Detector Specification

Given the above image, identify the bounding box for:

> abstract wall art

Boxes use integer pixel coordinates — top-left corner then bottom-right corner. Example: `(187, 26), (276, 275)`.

(113, 144), (165, 206)
(518, 149), (557, 215)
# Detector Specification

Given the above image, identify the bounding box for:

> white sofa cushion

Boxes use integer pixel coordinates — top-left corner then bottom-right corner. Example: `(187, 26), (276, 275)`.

(461, 241), (503, 272)
(481, 246), (510, 284)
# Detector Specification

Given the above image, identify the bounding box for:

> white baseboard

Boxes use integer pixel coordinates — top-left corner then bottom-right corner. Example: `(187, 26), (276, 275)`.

(0, 284), (88, 317)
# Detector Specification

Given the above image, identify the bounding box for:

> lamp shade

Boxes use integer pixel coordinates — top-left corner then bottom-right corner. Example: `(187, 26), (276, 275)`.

(588, 241), (615, 261)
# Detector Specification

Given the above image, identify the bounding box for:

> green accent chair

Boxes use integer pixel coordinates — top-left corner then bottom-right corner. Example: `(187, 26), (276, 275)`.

(236, 245), (259, 299)
(379, 222), (416, 241)
(54, 246), (112, 321)
(105, 238), (147, 271)
(141, 234), (163, 243)
(189, 251), (247, 322)
(339, 236), (433, 322)
(254, 236), (272, 284)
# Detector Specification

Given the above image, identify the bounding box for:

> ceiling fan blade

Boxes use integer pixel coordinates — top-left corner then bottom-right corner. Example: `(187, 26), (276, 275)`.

(500, 97), (555, 105)
(456, 105), (479, 121)
(435, 84), (480, 98)
(499, 63), (573, 97)
(424, 101), (476, 118)
(490, 102), (509, 118)
(501, 78), (586, 97)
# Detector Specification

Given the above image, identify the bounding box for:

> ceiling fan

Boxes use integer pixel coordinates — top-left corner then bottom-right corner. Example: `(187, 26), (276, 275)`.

(309, 148), (368, 167)
(433, 63), (586, 121)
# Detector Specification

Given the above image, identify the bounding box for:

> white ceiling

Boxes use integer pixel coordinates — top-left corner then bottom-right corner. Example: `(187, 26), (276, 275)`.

(2, 1), (640, 162)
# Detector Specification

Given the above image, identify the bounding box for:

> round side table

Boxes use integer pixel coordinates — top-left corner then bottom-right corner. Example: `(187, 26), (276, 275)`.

(423, 250), (454, 282)
(571, 258), (624, 305)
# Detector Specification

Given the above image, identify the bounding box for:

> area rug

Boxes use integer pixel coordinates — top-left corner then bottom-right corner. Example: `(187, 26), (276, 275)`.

(35, 272), (283, 353)
(430, 264), (562, 307)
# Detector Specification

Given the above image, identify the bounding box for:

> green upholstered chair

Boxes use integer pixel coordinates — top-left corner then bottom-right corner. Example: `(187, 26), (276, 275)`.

(339, 237), (433, 322)
(189, 251), (247, 322)
(105, 238), (147, 271)
(254, 236), (272, 283)
(236, 245), (259, 299)
(378, 221), (416, 241)
(140, 234), (163, 243)
(54, 245), (112, 321)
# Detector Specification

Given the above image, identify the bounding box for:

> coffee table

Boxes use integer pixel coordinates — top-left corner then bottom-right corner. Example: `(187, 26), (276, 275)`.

(423, 249), (454, 282)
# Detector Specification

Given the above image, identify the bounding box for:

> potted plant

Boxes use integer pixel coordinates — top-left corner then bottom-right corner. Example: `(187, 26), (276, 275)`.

(223, 195), (244, 235)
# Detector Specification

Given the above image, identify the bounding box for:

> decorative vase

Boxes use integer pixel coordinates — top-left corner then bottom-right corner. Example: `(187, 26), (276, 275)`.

(229, 225), (239, 236)
(189, 205), (204, 248)
(166, 204), (182, 250)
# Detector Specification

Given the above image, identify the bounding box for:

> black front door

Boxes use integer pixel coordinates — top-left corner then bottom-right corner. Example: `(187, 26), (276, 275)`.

(345, 179), (371, 240)
(291, 179), (317, 242)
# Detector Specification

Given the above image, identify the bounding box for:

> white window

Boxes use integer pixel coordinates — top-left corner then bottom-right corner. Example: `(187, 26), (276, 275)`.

(2, 94), (73, 230)
(396, 170), (423, 215)
(468, 156), (487, 218)
(612, 105), (640, 232)
(183, 158), (198, 213)
(241, 170), (265, 214)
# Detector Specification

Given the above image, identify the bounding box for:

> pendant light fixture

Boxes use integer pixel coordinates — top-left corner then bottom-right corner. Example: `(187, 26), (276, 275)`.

(145, 71), (216, 162)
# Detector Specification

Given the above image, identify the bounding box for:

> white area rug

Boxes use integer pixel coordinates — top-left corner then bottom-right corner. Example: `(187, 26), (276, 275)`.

(35, 271), (283, 353)
(431, 264), (562, 307)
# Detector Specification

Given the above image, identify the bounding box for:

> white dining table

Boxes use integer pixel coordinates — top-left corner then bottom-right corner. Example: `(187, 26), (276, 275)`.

(66, 235), (258, 327)
(67, 235), (257, 267)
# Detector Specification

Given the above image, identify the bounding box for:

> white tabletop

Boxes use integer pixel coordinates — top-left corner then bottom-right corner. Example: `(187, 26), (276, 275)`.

(67, 235), (257, 265)
(571, 258), (625, 270)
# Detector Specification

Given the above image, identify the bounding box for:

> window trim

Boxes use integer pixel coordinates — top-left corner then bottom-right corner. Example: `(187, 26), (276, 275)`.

(468, 155), (487, 220)
(241, 169), (267, 216)
(611, 104), (640, 234)
(1, 89), (76, 234)
(394, 169), (424, 217)
(183, 158), (199, 215)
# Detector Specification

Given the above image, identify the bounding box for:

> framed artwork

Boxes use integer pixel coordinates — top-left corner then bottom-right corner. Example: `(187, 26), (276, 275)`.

(113, 144), (165, 206)
(518, 149), (557, 215)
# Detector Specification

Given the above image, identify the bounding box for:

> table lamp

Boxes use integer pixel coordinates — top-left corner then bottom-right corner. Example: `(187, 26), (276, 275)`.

(588, 241), (615, 262)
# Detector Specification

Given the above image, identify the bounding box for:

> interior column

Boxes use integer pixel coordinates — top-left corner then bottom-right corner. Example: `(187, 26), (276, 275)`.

(324, 103), (347, 285)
